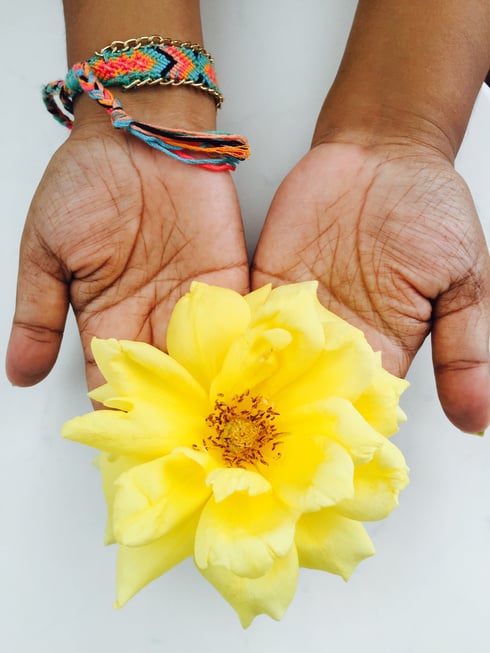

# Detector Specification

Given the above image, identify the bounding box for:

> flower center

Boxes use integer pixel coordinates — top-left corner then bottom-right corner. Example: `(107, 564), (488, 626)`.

(203, 390), (281, 468)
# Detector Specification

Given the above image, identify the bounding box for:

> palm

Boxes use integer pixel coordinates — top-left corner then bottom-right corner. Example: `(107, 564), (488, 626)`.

(9, 130), (249, 389)
(253, 143), (490, 432)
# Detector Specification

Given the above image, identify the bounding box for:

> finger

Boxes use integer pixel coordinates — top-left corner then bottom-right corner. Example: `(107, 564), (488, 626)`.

(432, 279), (490, 434)
(6, 237), (69, 386)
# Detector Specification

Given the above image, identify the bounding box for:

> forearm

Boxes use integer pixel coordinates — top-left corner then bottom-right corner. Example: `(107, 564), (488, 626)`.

(62, 0), (216, 129)
(314, 0), (490, 160)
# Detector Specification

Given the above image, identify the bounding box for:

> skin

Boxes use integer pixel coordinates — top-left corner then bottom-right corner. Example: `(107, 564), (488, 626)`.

(253, 0), (490, 433)
(6, 0), (249, 391)
(6, 1), (490, 432)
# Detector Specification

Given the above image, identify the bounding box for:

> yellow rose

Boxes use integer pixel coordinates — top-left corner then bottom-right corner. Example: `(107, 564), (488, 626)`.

(63, 281), (409, 627)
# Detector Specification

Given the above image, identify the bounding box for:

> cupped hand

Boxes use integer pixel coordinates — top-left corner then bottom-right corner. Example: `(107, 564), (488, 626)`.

(7, 124), (249, 391)
(253, 142), (490, 433)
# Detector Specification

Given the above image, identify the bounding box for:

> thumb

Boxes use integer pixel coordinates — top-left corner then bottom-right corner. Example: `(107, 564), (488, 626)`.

(6, 231), (69, 386)
(431, 276), (490, 434)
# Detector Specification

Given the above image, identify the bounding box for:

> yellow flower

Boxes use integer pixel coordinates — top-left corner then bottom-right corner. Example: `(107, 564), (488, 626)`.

(63, 281), (409, 627)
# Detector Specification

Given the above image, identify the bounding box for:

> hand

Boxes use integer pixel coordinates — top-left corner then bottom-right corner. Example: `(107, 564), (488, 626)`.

(252, 141), (490, 433)
(6, 120), (249, 391)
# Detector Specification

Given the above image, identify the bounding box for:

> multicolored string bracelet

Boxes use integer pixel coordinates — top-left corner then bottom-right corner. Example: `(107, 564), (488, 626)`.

(43, 36), (250, 171)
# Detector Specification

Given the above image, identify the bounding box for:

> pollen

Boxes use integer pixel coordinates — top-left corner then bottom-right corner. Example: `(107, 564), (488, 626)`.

(203, 390), (281, 468)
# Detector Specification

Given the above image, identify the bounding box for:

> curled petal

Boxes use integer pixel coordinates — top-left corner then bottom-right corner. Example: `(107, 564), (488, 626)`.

(206, 468), (271, 503)
(166, 282), (251, 390)
(211, 282), (327, 398)
(113, 449), (213, 546)
(210, 326), (291, 398)
(354, 364), (409, 436)
(296, 508), (375, 580)
(89, 384), (133, 412)
(115, 514), (198, 607)
(336, 438), (409, 521)
(95, 452), (148, 545)
(252, 282), (328, 396)
(261, 435), (354, 512)
(199, 545), (299, 628)
(194, 492), (296, 578)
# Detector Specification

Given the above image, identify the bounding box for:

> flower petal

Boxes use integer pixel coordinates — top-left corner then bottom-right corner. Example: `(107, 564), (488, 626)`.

(252, 282), (327, 395)
(244, 284), (272, 316)
(91, 338), (207, 407)
(63, 338), (210, 455)
(275, 335), (376, 409)
(295, 508), (375, 580)
(211, 282), (327, 397)
(94, 452), (148, 545)
(209, 327), (290, 398)
(199, 545), (299, 628)
(206, 467), (271, 503)
(316, 303), (367, 350)
(166, 282), (251, 389)
(283, 397), (385, 464)
(113, 449), (213, 546)
(335, 438), (409, 521)
(63, 403), (205, 457)
(194, 492), (296, 578)
(260, 435), (354, 512)
(89, 384), (133, 412)
(354, 364), (409, 436)
(115, 514), (198, 607)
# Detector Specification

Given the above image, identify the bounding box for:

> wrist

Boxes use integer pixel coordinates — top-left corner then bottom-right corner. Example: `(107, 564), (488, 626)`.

(313, 0), (490, 163)
(71, 84), (217, 135)
(312, 91), (456, 162)
(63, 1), (215, 133)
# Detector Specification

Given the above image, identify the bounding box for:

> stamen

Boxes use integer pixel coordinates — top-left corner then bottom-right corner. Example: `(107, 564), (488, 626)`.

(203, 390), (281, 468)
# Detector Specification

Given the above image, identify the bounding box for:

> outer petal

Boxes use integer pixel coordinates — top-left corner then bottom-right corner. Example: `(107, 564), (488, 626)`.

(282, 397), (385, 464)
(63, 405), (205, 457)
(194, 492), (296, 578)
(316, 302), (367, 350)
(354, 364), (409, 436)
(91, 338), (207, 408)
(115, 513), (198, 607)
(206, 467), (271, 503)
(199, 545), (299, 628)
(94, 452), (148, 545)
(295, 508), (375, 580)
(335, 438), (409, 521)
(243, 284), (272, 316)
(113, 449), (213, 546)
(166, 282), (251, 390)
(63, 338), (209, 456)
(275, 336), (376, 409)
(260, 435), (354, 513)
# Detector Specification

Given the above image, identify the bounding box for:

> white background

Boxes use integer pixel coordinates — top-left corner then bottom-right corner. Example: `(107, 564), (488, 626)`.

(1, 1), (490, 651)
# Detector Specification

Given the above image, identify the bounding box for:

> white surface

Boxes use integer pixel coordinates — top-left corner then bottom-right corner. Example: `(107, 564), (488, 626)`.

(1, 2), (490, 652)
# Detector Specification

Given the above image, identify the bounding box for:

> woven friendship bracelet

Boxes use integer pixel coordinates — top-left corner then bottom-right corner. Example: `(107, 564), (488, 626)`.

(42, 37), (249, 171)
(81, 36), (223, 108)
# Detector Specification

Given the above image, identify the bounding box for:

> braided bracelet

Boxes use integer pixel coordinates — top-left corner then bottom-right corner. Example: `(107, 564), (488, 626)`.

(43, 36), (249, 171)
